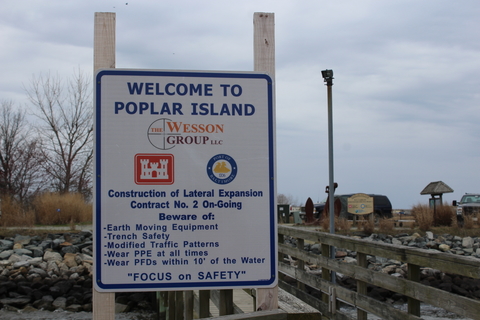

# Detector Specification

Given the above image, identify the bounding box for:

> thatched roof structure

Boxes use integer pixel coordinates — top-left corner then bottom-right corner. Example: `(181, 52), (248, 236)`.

(420, 181), (454, 196)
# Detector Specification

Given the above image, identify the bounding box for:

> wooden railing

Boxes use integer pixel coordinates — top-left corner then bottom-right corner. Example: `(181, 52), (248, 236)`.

(157, 225), (480, 319)
(278, 225), (480, 320)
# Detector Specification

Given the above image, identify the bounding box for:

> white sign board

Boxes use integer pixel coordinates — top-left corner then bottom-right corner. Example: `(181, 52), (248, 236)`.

(94, 69), (276, 291)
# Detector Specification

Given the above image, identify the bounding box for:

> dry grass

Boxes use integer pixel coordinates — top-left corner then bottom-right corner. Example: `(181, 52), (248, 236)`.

(378, 218), (395, 233)
(411, 203), (455, 231)
(0, 196), (35, 227)
(463, 215), (475, 229)
(358, 216), (375, 235)
(32, 192), (92, 225)
(321, 214), (351, 232)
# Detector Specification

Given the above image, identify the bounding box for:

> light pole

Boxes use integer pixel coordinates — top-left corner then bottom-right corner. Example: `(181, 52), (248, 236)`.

(322, 69), (336, 283)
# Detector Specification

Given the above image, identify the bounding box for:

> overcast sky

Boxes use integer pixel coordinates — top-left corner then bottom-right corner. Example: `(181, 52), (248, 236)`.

(1, 0), (479, 208)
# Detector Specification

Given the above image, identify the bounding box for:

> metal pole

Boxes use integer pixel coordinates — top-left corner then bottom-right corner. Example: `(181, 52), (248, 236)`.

(323, 70), (336, 284)
(327, 83), (334, 236)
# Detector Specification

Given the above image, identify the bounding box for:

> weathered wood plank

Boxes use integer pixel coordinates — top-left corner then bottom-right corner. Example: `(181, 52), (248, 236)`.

(279, 280), (351, 320)
(94, 12), (115, 71)
(92, 289), (115, 320)
(201, 309), (287, 320)
(277, 284), (322, 320)
(210, 290), (244, 315)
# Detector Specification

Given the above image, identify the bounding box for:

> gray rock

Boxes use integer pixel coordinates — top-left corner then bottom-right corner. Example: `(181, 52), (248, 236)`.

(46, 260), (60, 275)
(52, 296), (67, 309)
(66, 304), (83, 312)
(462, 236), (474, 248)
(44, 250), (62, 262)
(343, 257), (357, 264)
(29, 267), (48, 278)
(25, 246), (44, 257)
(391, 238), (402, 246)
(14, 248), (33, 256)
(14, 235), (31, 246)
(439, 244), (450, 252)
(28, 257), (44, 267)
(13, 260), (31, 268)
(0, 296), (31, 307)
(116, 302), (128, 313)
(0, 249), (14, 259)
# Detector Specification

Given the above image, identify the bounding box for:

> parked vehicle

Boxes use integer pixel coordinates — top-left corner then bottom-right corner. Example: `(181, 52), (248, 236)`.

(314, 194), (393, 220)
(452, 193), (480, 217)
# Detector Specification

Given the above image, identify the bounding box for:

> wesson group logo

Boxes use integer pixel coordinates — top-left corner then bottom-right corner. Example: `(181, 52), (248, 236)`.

(147, 118), (224, 150)
(134, 154), (174, 185)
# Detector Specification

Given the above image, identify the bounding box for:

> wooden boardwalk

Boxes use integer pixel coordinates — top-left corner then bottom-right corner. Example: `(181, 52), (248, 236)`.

(196, 289), (320, 319)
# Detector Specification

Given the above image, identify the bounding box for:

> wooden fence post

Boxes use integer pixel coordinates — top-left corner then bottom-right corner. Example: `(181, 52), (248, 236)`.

(407, 263), (421, 316)
(321, 243), (330, 304)
(357, 252), (367, 320)
(254, 11), (278, 312)
(175, 291), (184, 320)
(184, 291), (193, 320)
(296, 238), (305, 291)
(198, 290), (211, 318)
(219, 289), (234, 315)
(168, 291), (176, 319)
(93, 12), (116, 320)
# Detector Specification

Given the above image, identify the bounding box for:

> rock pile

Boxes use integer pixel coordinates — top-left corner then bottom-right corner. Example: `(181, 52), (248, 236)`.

(0, 231), (154, 313)
(285, 231), (480, 302)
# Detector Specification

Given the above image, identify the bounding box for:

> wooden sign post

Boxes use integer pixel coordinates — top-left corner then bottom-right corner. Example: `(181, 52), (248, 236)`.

(254, 12), (278, 311)
(93, 12), (116, 320)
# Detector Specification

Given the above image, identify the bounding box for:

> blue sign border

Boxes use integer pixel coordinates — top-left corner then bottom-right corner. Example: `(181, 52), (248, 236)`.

(95, 69), (276, 291)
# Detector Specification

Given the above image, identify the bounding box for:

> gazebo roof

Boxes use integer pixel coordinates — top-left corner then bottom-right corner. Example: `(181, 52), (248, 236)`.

(420, 181), (454, 195)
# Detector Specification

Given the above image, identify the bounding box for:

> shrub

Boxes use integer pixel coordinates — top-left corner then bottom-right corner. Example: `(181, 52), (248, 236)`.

(411, 204), (434, 231)
(434, 203), (454, 227)
(0, 196), (35, 227)
(32, 192), (92, 225)
(359, 216), (375, 235)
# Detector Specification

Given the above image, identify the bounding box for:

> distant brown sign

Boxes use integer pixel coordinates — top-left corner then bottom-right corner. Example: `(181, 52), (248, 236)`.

(348, 193), (373, 215)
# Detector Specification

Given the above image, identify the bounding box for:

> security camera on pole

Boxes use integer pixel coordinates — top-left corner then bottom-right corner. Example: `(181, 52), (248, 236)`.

(322, 69), (336, 284)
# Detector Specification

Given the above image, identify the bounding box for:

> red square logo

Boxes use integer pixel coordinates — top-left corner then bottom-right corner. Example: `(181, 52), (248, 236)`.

(134, 154), (174, 185)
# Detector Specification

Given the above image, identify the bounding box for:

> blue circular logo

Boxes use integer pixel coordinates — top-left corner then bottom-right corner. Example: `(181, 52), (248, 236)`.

(206, 154), (237, 184)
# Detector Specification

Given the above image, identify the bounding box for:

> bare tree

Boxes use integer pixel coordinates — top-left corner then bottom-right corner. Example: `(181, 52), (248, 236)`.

(277, 193), (302, 206)
(0, 101), (46, 201)
(25, 71), (93, 198)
